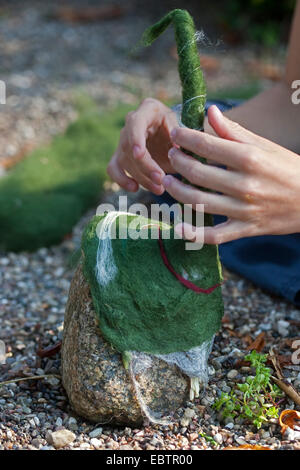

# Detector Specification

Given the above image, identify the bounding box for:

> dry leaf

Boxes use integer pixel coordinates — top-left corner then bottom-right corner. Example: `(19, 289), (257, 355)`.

(56, 5), (125, 23)
(37, 341), (62, 358)
(223, 444), (271, 450)
(269, 347), (283, 378)
(246, 332), (265, 353)
(279, 409), (300, 434)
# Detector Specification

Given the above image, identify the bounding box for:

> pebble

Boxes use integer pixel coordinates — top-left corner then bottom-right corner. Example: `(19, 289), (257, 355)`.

(277, 320), (290, 337)
(31, 438), (43, 449)
(46, 429), (76, 449)
(90, 438), (102, 449)
(235, 437), (246, 445)
(227, 370), (238, 379)
(214, 433), (223, 444)
(67, 417), (78, 431)
(284, 428), (300, 441)
(89, 427), (103, 438)
(55, 417), (63, 427)
(225, 423), (234, 430)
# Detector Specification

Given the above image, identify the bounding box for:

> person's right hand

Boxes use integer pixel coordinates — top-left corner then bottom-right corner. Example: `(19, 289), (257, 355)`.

(107, 98), (178, 195)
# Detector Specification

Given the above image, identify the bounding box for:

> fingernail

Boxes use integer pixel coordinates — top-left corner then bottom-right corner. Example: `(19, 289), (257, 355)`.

(133, 145), (141, 158)
(170, 128), (177, 140)
(211, 105), (222, 117)
(168, 147), (176, 159)
(150, 171), (162, 184)
(162, 175), (172, 188)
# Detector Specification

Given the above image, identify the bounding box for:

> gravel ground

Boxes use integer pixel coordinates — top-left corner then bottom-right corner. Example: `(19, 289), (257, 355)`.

(0, 186), (299, 451)
(0, 0), (299, 452)
(0, 0), (284, 165)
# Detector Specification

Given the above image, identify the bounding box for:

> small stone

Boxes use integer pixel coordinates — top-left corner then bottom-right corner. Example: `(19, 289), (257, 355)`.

(227, 370), (238, 379)
(55, 417), (63, 427)
(23, 406), (32, 414)
(184, 408), (195, 419)
(189, 432), (198, 442)
(150, 437), (159, 446)
(45, 376), (60, 387)
(259, 323), (272, 331)
(235, 437), (246, 445)
(90, 438), (102, 449)
(80, 442), (91, 449)
(277, 320), (290, 337)
(214, 433), (223, 444)
(284, 427), (300, 441)
(89, 427), (103, 438)
(225, 422), (234, 430)
(180, 418), (190, 427)
(46, 429), (76, 449)
(68, 417), (78, 431)
(31, 438), (43, 449)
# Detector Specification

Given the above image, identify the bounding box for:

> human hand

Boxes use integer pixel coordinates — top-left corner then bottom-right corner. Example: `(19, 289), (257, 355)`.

(107, 98), (177, 195)
(162, 105), (300, 244)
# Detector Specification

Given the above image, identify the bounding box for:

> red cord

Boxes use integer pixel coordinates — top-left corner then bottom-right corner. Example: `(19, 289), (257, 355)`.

(158, 229), (221, 294)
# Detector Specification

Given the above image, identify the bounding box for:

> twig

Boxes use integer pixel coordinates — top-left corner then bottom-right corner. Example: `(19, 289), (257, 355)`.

(269, 346), (300, 406)
(271, 376), (300, 407)
(0, 374), (61, 387)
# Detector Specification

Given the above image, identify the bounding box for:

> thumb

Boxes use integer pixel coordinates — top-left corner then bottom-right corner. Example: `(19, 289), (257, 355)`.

(207, 105), (264, 146)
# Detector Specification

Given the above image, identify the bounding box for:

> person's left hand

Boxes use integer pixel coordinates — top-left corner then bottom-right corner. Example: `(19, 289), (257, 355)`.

(162, 105), (300, 244)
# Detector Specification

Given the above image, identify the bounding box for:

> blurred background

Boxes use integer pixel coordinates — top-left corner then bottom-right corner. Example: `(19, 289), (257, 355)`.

(0, 0), (296, 167)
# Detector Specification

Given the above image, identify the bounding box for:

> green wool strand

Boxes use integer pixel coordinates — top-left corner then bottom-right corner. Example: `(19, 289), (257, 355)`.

(140, 9), (206, 132)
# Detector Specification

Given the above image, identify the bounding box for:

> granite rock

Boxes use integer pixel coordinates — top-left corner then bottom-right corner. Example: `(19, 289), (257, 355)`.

(61, 263), (189, 426)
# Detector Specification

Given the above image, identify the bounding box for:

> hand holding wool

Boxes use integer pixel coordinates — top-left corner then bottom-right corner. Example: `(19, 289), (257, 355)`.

(162, 105), (300, 244)
(107, 98), (177, 195)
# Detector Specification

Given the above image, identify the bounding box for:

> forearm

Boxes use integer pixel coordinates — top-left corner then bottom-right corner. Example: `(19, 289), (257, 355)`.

(222, 83), (300, 153)
(205, 1), (300, 153)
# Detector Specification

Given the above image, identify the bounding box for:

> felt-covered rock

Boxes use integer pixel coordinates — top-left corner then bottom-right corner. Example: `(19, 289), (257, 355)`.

(82, 213), (223, 356)
(61, 264), (189, 426)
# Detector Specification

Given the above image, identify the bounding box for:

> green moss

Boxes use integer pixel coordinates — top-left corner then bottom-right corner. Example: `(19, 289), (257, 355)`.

(0, 104), (134, 252)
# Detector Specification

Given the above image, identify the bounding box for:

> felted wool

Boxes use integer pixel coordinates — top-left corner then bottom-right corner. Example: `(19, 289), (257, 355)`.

(140, 9), (206, 132)
(82, 9), (224, 367)
(82, 214), (223, 355)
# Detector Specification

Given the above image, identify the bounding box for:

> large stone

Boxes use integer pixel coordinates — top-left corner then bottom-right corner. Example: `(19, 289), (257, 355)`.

(61, 263), (189, 426)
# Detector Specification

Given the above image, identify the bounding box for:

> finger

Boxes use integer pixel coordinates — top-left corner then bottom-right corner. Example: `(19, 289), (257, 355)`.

(126, 99), (165, 159)
(130, 147), (166, 185)
(170, 126), (252, 171)
(203, 218), (256, 244)
(175, 219), (254, 245)
(162, 175), (250, 218)
(168, 147), (244, 198)
(107, 156), (139, 192)
(207, 105), (272, 150)
(126, 161), (165, 195)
